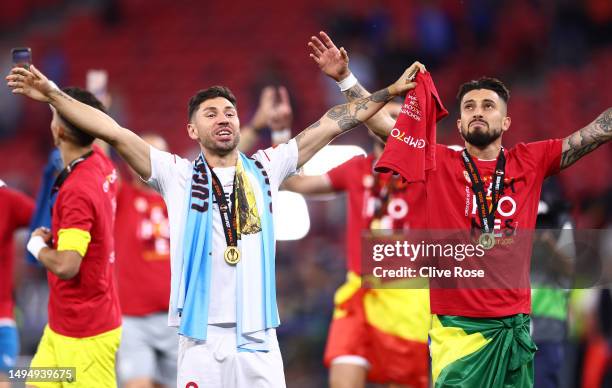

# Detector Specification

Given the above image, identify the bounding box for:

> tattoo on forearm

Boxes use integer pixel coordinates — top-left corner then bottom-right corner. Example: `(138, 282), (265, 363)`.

(323, 88), (394, 134)
(353, 99), (369, 115)
(52, 89), (74, 103)
(370, 88), (392, 103)
(561, 108), (612, 168)
(338, 118), (362, 131)
(294, 120), (321, 145)
(595, 109), (611, 132)
(343, 83), (367, 102)
(560, 142), (599, 168)
(326, 105), (348, 120)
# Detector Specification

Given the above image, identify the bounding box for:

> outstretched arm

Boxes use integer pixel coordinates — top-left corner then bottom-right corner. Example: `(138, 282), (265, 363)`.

(281, 174), (334, 195)
(293, 65), (416, 168)
(308, 31), (425, 140)
(560, 108), (612, 169)
(7, 66), (152, 179)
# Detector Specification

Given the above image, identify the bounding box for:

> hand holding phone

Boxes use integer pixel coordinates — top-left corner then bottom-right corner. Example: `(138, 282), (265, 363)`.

(11, 47), (32, 69)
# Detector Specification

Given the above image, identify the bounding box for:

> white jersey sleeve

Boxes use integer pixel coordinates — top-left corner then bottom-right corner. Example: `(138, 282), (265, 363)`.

(147, 145), (192, 195)
(251, 139), (298, 191)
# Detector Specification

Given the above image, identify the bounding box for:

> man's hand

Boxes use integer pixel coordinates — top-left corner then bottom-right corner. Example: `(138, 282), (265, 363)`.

(32, 227), (52, 243)
(238, 86), (276, 152)
(388, 62), (426, 96)
(308, 31), (350, 82)
(268, 87), (293, 131)
(28, 227), (83, 279)
(27, 227), (52, 261)
(8, 64), (152, 180)
(6, 65), (55, 103)
(250, 86), (276, 130)
(268, 86), (293, 145)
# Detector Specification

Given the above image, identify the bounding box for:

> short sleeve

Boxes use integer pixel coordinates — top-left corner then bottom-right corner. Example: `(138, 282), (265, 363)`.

(524, 139), (564, 178)
(56, 188), (95, 233)
(326, 155), (366, 191)
(147, 145), (191, 195)
(251, 139), (298, 189)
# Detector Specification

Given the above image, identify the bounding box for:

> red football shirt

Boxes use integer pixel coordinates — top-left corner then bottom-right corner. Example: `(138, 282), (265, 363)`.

(49, 148), (121, 337)
(427, 140), (563, 317)
(115, 181), (171, 316)
(327, 154), (426, 274)
(0, 186), (34, 319)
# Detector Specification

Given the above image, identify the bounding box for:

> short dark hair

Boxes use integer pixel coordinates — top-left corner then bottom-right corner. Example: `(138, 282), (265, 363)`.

(188, 86), (237, 121)
(456, 77), (510, 107)
(59, 87), (107, 146)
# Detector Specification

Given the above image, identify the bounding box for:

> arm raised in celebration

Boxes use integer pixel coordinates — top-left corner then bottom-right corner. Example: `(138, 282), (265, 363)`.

(7, 65), (152, 179)
(293, 66), (417, 168)
(560, 108), (612, 169)
(308, 31), (426, 141)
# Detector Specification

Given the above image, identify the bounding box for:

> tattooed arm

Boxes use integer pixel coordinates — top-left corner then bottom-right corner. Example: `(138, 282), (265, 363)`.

(308, 31), (426, 141)
(7, 65), (152, 178)
(560, 108), (612, 169)
(342, 82), (397, 141)
(293, 67), (417, 168)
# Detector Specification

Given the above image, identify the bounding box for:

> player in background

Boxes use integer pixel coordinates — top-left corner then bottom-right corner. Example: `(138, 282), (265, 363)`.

(0, 181), (34, 388)
(23, 88), (122, 388)
(281, 94), (430, 387)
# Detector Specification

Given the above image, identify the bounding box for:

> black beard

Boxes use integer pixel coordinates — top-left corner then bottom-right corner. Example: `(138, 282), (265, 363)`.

(461, 127), (502, 148)
(204, 134), (240, 155)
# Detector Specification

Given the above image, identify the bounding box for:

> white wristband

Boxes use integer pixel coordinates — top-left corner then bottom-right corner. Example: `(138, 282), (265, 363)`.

(271, 128), (292, 145)
(336, 73), (358, 92)
(27, 235), (48, 261)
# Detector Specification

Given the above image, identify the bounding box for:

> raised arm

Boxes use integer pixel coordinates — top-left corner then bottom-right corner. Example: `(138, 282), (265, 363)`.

(308, 31), (425, 140)
(560, 108), (611, 169)
(7, 65), (152, 179)
(239, 86), (275, 152)
(293, 66), (416, 168)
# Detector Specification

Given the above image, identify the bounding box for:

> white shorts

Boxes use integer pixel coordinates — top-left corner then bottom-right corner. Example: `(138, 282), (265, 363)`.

(177, 324), (286, 388)
(118, 313), (178, 386)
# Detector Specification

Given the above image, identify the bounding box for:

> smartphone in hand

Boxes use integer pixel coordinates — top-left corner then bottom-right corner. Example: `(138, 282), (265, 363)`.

(11, 47), (32, 69)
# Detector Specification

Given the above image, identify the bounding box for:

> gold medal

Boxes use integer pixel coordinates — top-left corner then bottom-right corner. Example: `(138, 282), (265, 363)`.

(478, 233), (496, 250)
(224, 246), (241, 265)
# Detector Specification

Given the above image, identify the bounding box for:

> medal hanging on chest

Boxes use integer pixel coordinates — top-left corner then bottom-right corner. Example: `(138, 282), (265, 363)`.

(460, 149), (506, 250)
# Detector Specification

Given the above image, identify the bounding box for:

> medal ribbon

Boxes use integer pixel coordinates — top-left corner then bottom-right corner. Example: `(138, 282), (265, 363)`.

(460, 148), (506, 234)
(208, 163), (239, 249)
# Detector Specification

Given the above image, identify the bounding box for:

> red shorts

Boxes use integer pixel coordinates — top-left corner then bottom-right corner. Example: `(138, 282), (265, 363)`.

(324, 272), (431, 387)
